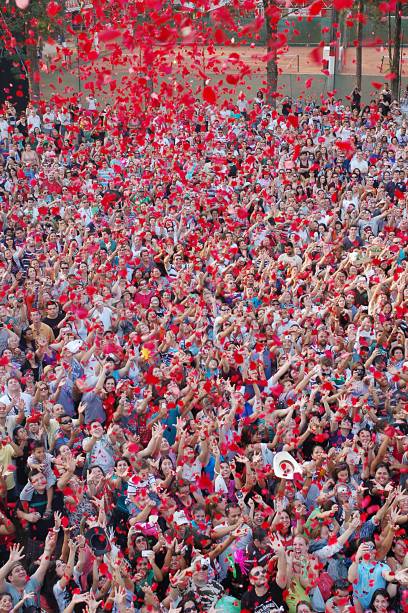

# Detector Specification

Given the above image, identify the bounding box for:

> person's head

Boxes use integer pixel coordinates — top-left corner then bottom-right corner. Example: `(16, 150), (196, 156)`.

(360, 538), (377, 563)
(28, 468), (47, 493)
(391, 345), (404, 362)
(30, 310), (41, 324)
(31, 441), (46, 462)
(293, 534), (309, 556)
(374, 463), (390, 486)
(136, 556), (150, 578)
(46, 301), (59, 319)
(5, 559), (28, 589)
(133, 533), (149, 552)
(89, 421), (104, 439)
(296, 603), (313, 613)
(332, 579), (351, 604)
(180, 595), (198, 613)
(192, 504), (206, 525)
(104, 375), (116, 392)
(275, 509), (291, 533)
(219, 461), (231, 480)
(0, 593), (13, 612)
(6, 377), (21, 394)
(391, 537), (406, 561)
(369, 588), (391, 612)
(87, 465), (105, 485)
(333, 463), (350, 484)
(226, 503), (241, 526)
(311, 445), (325, 462)
(284, 241), (294, 255)
(55, 558), (68, 579)
(253, 527), (269, 551)
(191, 556), (210, 586)
(249, 565), (267, 589)
(58, 414), (73, 433)
(358, 427), (372, 448)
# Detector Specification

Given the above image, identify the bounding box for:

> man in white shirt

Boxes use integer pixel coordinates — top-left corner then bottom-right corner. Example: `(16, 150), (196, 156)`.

(90, 296), (114, 331)
(350, 150), (369, 174)
(0, 377), (32, 417)
(27, 110), (41, 133)
(86, 95), (97, 111)
(277, 242), (302, 268)
(0, 116), (9, 144)
(42, 106), (56, 134)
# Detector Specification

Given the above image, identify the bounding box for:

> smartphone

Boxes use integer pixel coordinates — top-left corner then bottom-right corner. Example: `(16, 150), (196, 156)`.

(141, 550), (153, 558)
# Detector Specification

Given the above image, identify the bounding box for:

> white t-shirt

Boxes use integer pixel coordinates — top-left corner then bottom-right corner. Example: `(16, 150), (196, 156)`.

(43, 112), (56, 130)
(350, 157), (368, 174)
(27, 114), (41, 132)
(181, 458), (202, 481)
(87, 97), (97, 110)
(0, 392), (33, 416)
(0, 119), (9, 140)
(214, 474), (228, 494)
(92, 306), (113, 331)
(82, 435), (115, 473)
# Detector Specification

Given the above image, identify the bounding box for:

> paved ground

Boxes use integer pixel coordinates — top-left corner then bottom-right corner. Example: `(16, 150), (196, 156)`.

(39, 43), (408, 100)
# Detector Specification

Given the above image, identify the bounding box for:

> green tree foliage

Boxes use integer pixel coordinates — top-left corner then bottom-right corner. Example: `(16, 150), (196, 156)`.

(0, 0), (55, 98)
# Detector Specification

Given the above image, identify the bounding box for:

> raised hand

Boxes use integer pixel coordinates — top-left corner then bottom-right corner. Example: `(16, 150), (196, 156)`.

(113, 585), (127, 604)
(8, 543), (25, 563)
(269, 533), (285, 556)
(54, 510), (63, 530)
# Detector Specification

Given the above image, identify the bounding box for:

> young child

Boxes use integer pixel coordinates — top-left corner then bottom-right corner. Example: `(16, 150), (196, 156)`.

(20, 441), (56, 516)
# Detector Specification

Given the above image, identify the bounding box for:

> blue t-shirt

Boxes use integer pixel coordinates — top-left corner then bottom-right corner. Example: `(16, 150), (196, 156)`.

(354, 561), (390, 608)
(6, 576), (40, 608)
(149, 406), (180, 445)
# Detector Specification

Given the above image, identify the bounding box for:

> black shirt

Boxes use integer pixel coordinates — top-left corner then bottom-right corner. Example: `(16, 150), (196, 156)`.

(18, 490), (64, 540)
(42, 313), (65, 337)
(241, 583), (286, 612)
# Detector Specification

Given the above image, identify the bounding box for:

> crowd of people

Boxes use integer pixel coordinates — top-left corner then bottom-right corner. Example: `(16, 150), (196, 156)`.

(0, 80), (407, 613)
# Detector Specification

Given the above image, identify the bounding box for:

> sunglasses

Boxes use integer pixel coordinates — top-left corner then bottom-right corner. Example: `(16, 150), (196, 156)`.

(195, 563), (209, 571)
(251, 569), (266, 577)
(61, 418), (72, 424)
(184, 608), (196, 613)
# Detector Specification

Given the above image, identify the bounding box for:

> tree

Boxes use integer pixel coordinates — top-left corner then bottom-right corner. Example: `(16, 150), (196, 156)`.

(355, 0), (363, 90)
(389, 0), (402, 100)
(262, 0), (326, 105)
(264, 0), (280, 107)
(0, 0), (52, 100)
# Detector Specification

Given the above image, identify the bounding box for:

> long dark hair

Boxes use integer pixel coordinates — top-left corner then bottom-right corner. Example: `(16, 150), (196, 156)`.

(368, 588), (391, 612)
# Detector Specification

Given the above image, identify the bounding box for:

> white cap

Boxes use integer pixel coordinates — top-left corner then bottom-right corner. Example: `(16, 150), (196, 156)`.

(65, 340), (83, 354)
(273, 451), (303, 480)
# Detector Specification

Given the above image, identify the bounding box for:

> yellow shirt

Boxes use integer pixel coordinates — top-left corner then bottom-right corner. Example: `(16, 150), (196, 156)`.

(30, 322), (55, 345)
(0, 443), (16, 489)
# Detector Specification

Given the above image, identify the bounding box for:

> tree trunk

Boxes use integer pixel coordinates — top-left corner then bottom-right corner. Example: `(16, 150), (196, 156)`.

(356, 0), (363, 90)
(390, 0), (402, 100)
(26, 42), (41, 100)
(264, 0), (279, 107)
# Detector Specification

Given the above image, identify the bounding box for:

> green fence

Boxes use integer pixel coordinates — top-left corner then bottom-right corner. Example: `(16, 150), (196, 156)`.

(202, 12), (408, 47)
